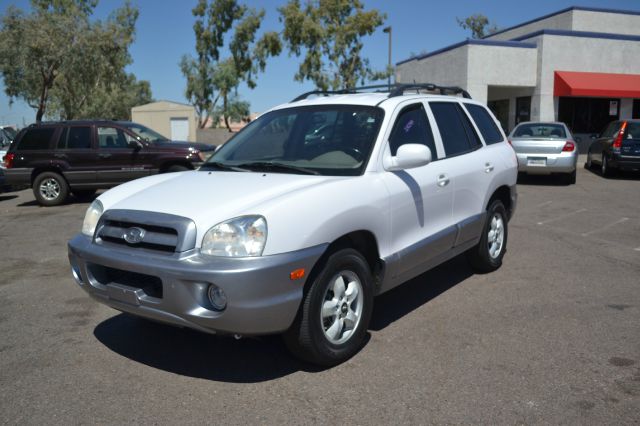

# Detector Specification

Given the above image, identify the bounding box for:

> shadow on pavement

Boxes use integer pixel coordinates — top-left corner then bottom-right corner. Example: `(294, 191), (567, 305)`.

(583, 165), (640, 180)
(94, 313), (326, 382)
(0, 195), (18, 202)
(516, 173), (570, 186)
(370, 254), (473, 331)
(94, 254), (473, 382)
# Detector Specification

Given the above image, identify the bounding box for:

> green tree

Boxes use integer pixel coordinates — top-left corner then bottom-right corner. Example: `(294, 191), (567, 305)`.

(279, 0), (389, 91)
(456, 14), (498, 39)
(181, 0), (281, 130)
(0, 0), (150, 122)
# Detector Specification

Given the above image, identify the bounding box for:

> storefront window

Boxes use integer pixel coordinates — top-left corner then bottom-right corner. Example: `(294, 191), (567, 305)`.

(558, 97), (620, 134)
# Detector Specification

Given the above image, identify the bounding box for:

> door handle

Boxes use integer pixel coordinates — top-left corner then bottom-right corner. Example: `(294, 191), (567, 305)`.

(53, 153), (67, 159)
(98, 153), (112, 159)
(485, 162), (494, 173)
(437, 174), (450, 187)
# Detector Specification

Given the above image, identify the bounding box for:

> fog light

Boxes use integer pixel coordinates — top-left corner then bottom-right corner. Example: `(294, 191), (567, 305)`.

(207, 284), (227, 311)
(71, 264), (83, 285)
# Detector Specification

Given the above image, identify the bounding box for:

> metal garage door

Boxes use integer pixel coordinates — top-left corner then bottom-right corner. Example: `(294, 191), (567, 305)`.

(170, 118), (189, 141)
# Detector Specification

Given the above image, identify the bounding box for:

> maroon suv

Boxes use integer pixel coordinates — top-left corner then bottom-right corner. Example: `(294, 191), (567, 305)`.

(2, 120), (215, 206)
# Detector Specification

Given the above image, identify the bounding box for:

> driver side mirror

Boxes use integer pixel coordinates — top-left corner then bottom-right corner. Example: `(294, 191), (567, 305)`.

(384, 144), (432, 171)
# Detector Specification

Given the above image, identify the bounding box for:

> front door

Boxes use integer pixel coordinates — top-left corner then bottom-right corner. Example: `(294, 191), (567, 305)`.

(381, 102), (454, 282)
(95, 126), (150, 185)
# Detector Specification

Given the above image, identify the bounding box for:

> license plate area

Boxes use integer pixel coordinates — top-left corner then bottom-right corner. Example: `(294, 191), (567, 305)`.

(106, 283), (144, 306)
(527, 157), (547, 166)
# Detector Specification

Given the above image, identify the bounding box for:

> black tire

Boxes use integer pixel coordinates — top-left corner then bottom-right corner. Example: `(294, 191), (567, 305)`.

(72, 189), (96, 200)
(565, 169), (577, 185)
(601, 153), (614, 178)
(284, 248), (374, 366)
(32, 172), (69, 206)
(584, 152), (593, 169)
(466, 199), (508, 273)
(166, 165), (190, 173)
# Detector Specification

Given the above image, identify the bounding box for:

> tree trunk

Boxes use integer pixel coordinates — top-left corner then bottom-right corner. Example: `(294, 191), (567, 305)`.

(36, 73), (53, 123)
(223, 94), (232, 132)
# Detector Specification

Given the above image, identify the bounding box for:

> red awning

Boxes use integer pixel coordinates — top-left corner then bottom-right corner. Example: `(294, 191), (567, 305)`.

(554, 71), (640, 98)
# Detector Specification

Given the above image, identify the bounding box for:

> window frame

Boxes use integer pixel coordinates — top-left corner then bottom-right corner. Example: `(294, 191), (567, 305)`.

(387, 102), (439, 161)
(427, 100), (484, 159)
(55, 125), (95, 151)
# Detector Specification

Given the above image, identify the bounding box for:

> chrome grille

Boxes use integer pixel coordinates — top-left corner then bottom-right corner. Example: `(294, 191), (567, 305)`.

(95, 209), (197, 253)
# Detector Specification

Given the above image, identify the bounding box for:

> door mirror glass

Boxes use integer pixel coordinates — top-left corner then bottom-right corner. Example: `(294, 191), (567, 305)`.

(385, 143), (432, 171)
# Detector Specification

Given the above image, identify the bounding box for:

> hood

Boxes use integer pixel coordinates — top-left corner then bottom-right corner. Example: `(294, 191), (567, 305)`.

(98, 170), (340, 231)
(152, 140), (216, 151)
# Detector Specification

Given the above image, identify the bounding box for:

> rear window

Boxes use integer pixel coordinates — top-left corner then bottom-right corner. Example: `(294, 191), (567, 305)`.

(513, 123), (566, 139)
(57, 126), (92, 149)
(465, 104), (503, 144)
(601, 122), (621, 138)
(17, 128), (55, 150)
(626, 122), (640, 140)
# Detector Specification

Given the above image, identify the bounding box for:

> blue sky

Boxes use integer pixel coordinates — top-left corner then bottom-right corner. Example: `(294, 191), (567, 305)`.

(1, 0), (638, 127)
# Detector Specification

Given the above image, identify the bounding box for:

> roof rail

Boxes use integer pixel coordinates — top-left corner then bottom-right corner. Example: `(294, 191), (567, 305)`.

(292, 83), (471, 102)
(388, 83), (471, 99)
(291, 84), (394, 102)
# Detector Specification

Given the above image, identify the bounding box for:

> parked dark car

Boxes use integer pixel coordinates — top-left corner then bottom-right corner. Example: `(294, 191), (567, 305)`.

(2, 120), (215, 205)
(585, 119), (640, 177)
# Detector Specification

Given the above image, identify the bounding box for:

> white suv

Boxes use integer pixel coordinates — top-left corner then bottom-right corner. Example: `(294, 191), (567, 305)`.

(68, 84), (518, 366)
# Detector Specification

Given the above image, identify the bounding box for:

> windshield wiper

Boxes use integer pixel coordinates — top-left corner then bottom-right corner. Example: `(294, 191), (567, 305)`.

(235, 161), (320, 175)
(200, 161), (247, 172)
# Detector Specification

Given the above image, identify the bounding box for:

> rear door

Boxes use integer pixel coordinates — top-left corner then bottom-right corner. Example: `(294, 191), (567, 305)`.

(54, 125), (97, 186)
(95, 125), (149, 185)
(428, 101), (488, 228)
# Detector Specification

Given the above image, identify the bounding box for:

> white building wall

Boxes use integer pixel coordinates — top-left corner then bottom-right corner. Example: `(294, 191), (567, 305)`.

(571, 10), (640, 36)
(485, 10), (573, 41)
(396, 46), (469, 91)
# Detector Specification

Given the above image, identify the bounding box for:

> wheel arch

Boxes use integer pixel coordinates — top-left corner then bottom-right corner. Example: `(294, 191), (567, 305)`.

(304, 230), (384, 296)
(31, 166), (68, 186)
(487, 185), (514, 220)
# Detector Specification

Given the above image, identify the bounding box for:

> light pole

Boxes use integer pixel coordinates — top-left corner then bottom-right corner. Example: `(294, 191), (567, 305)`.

(383, 26), (392, 90)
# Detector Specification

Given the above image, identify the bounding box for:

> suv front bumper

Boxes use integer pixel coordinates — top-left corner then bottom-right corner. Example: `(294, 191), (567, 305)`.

(68, 235), (326, 335)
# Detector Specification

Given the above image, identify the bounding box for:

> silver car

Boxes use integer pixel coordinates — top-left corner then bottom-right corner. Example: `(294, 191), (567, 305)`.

(509, 121), (578, 184)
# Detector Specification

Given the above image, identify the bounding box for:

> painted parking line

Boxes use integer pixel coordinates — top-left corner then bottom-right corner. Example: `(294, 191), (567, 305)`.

(581, 217), (629, 237)
(534, 201), (553, 209)
(537, 208), (587, 226)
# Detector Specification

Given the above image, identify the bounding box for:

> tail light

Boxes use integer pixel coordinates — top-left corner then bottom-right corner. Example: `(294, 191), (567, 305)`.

(612, 121), (627, 153)
(3, 152), (14, 168)
(562, 141), (576, 152)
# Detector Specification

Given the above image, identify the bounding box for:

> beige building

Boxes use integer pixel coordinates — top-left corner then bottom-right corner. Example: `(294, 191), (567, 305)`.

(131, 101), (198, 142)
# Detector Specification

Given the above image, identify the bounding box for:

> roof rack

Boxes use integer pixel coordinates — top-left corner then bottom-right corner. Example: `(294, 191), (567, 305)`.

(291, 83), (471, 102)
(389, 83), (471, 99)
(291, 84), (392, 102)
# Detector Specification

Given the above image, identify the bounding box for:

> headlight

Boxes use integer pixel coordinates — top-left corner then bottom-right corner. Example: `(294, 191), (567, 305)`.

(82, 200), (103, 237)
(201, 215), (267, 257)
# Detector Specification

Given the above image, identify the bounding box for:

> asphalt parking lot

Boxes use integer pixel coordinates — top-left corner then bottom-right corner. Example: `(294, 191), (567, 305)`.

(1, 159), (639, 424)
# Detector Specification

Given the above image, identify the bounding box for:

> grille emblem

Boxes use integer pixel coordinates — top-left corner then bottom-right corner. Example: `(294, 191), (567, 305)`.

(123, 227), (146, 244)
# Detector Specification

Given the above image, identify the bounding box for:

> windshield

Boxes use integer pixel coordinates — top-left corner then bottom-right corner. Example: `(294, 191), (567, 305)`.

(121, 123), (169, 142)
(202, 105), (385, 176)
(512, 123), (567, 139)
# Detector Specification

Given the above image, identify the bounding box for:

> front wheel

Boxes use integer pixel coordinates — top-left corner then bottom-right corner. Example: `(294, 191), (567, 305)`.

(466, 199), (508, 273)
(284, 248), (373, 366)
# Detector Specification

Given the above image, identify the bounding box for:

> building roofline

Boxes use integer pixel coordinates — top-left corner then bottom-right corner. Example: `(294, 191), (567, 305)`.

(396, 39), (536, 66)
(512, 28), (640, 42)
(132, 100), (193, 109)
(484, 6), (640, 40)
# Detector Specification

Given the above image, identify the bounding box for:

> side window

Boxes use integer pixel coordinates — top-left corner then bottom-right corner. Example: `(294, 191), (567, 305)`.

(58, 126), (92, 149)
(601, 122), (620, 138)
(17, 128), (55, 150)
(388, 103), (437, 159)
(98, 127), (133, 149)
(430, 102), (479, 157)
(465, 104), (504, 144)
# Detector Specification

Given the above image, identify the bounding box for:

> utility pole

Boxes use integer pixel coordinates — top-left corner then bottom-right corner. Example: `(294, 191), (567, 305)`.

(383, 26), (392, 90)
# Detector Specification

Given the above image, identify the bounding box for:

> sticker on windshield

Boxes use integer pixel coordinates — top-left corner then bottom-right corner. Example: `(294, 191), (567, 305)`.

(404, 119), (415, 133)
